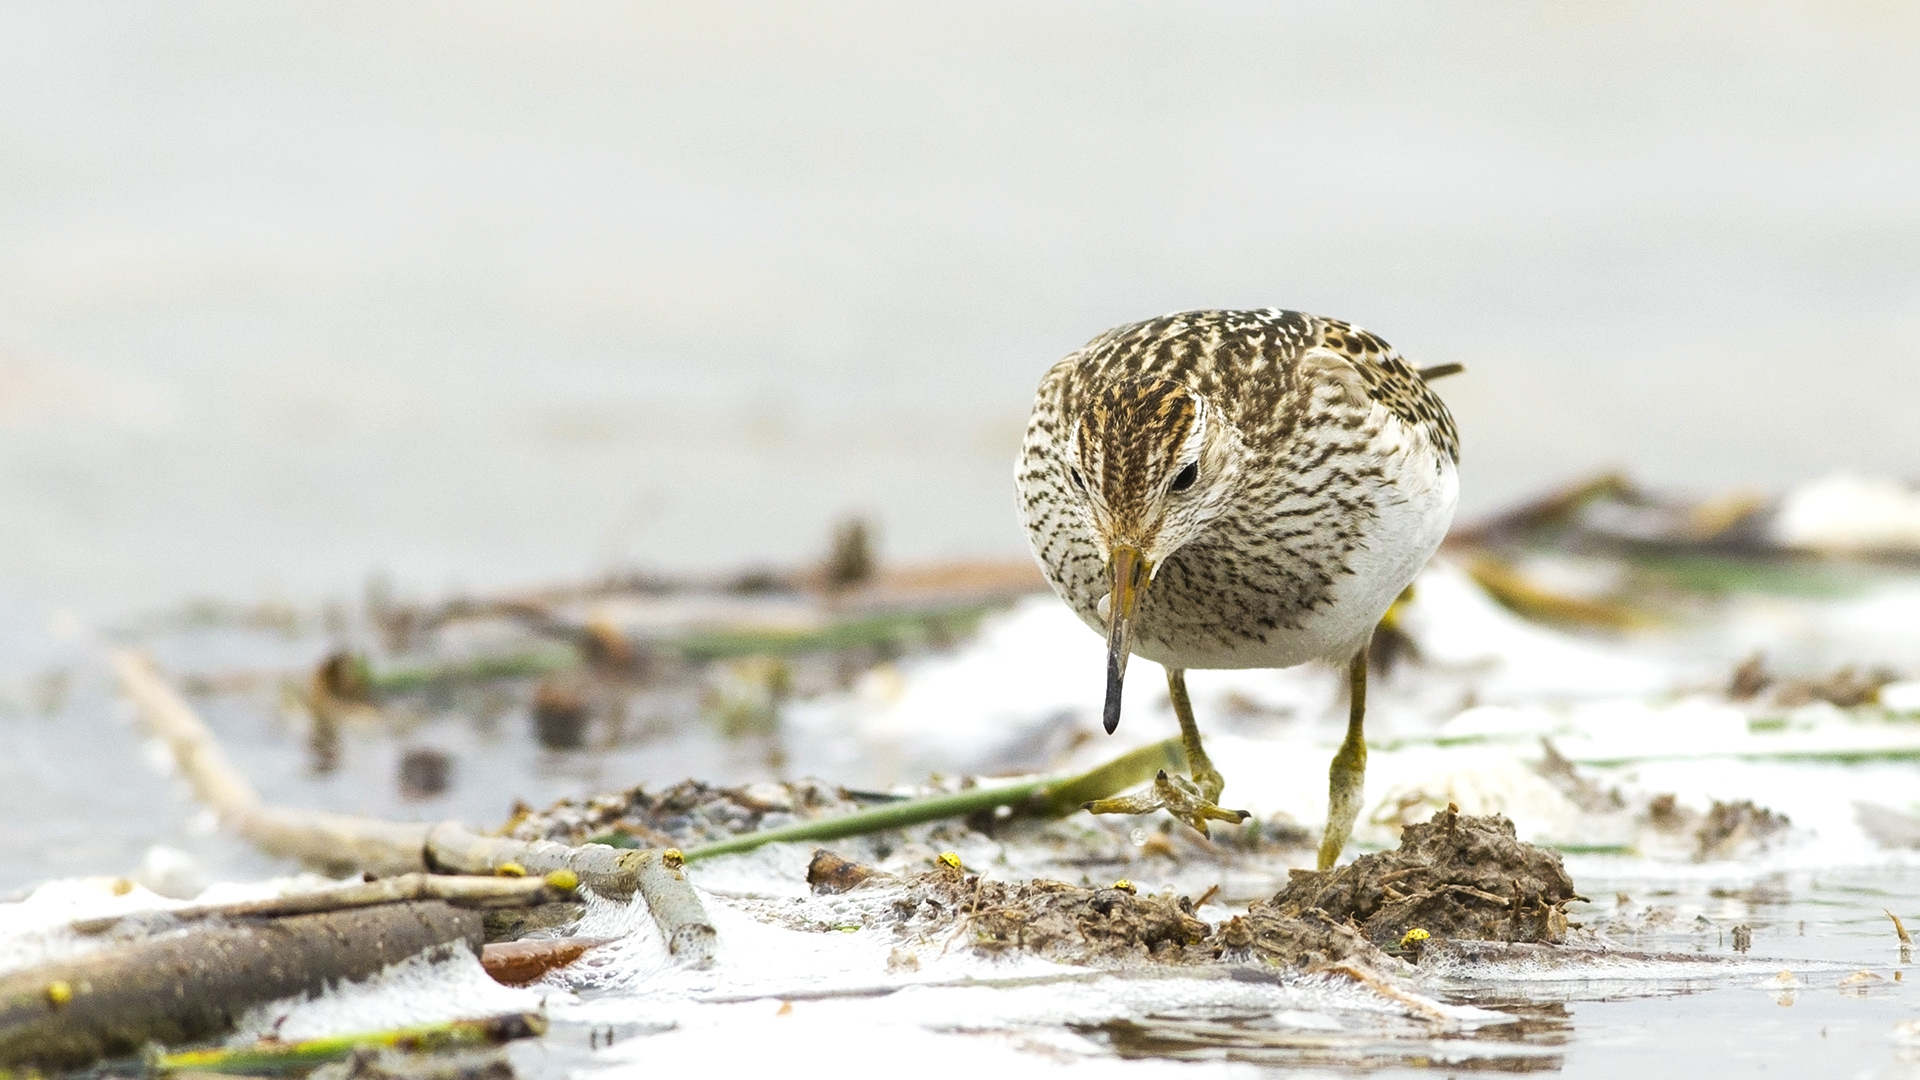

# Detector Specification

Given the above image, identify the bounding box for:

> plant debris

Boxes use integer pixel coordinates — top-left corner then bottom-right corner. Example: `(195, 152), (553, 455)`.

(1642, 795), (1791, 861)
(866, 861), (1390, 970)
(1727, 654), (1899, 708)
(791, 809), (1582, 976)
(1266, 808), (1580, 948)
(501, 778), (874, 849)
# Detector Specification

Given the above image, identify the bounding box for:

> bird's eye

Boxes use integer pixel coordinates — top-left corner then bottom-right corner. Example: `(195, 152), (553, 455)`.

(1169, 462), (1199, 493)
(1068, 467), (1087, 492)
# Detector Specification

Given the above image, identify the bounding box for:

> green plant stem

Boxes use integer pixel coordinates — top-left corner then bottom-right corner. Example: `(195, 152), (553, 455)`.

(680, 737), (1187, 863)
(154, 1013), (546, 1074)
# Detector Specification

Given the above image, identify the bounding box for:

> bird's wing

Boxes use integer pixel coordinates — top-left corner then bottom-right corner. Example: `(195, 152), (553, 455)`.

(1310, 320), (1461, 464)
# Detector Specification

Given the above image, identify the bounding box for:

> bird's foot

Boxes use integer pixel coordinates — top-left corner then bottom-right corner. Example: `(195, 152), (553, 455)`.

(1084, 769), (1250, 838)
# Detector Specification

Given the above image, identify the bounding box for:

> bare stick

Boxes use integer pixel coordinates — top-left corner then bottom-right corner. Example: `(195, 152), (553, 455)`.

(72, 873), (574, 936)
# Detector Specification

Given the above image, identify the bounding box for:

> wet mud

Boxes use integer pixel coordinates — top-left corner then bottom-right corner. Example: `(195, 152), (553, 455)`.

(806, 808), (1581, 973)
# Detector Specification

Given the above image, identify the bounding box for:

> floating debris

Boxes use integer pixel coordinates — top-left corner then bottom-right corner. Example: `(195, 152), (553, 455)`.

(1638, 795), (1793, 862)
(820, 517), (876, 595)
(398, 748), (453, 800)
(530, 680), (590, 751)
(1729, 654), (1899, 708)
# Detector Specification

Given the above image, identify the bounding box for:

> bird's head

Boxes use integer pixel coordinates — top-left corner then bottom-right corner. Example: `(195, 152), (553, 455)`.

(1063, 377), (1247, 733)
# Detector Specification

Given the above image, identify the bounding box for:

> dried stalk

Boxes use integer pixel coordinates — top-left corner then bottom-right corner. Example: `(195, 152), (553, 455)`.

(72, 873), (573, 936)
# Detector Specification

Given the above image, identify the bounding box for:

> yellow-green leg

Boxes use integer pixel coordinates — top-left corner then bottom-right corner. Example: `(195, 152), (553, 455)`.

(1166, 667), (1225, 804)
(1084, 667), (1250, 837)
(1318, 644), (1369, 870)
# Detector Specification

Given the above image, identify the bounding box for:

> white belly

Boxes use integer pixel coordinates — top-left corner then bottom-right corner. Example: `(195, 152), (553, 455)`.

(1126, 430), (1458, 671)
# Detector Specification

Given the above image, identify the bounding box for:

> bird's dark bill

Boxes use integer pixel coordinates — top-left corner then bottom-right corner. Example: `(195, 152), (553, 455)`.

(1103, 544), (1149, 734)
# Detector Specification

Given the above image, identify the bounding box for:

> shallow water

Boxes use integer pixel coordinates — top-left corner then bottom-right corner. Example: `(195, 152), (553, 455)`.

(8, 591), (1920, 1076)
(1470, 866), (1920, 1079)
(2, 8), (1917, 1072)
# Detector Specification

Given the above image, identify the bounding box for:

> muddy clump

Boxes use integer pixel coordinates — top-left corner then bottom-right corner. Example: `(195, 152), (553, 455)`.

(1267, 808), (1580, 947)
(815, 855), (1390, 971)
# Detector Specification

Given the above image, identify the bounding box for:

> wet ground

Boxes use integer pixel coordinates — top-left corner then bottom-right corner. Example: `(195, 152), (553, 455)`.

(4, 546), (1920, 1076)
(1455, 865), (1920, 1078)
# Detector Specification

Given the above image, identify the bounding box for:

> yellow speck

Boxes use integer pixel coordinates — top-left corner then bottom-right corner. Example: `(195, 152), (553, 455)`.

(544, 869), (580, 892)
(937, 852), (962, 870)
(495, 862), (527, 878)
(662, 848), (685, 869)
(110, 878), (134, 897)
(1399, 928), (1431, 948)
(45, 981), (72, 1008)
(1111, 880), (1136, 893)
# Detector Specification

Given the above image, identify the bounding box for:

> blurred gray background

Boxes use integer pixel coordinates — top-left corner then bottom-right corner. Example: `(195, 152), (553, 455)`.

(3, 1), (1917, 621)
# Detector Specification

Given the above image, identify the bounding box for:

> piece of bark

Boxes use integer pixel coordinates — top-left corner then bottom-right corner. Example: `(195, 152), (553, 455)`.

(479, 939), (610, 986)
(0, 901), (482, 1072)
(806, 850), (883, 894)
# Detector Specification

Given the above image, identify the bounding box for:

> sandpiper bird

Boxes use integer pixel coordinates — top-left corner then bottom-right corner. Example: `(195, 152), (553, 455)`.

(1016, 309), (1460, 869)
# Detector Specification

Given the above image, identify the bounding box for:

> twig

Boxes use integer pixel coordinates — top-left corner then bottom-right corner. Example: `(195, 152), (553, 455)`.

(72, 873), (574, 936)
(677, 737), (1187, 863)
(422, 829), (714, 963)
(1310, 963), (1452, 1025)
